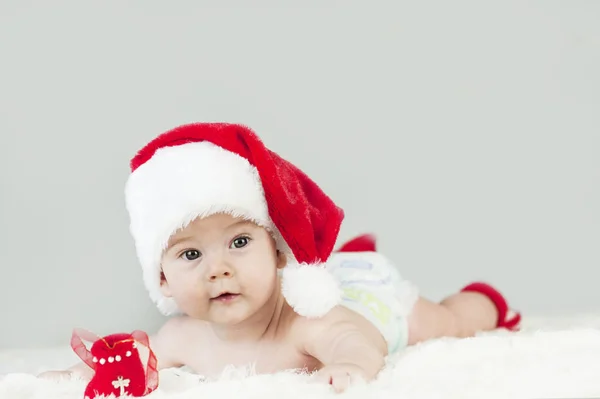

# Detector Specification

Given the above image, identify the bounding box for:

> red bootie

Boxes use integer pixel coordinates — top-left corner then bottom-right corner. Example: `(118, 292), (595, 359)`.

(336, 234), (377, 252)
(461, 282), (522, 331)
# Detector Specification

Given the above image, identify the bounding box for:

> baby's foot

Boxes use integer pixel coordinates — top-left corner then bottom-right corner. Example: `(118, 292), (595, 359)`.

(461, 282), (521, 331)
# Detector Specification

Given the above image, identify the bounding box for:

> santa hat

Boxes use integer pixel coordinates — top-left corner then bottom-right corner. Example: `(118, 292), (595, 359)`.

(124, 122), (345, 318)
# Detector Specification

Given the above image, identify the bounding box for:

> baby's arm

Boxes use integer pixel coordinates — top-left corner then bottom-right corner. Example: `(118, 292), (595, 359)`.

(38, 317), (188, 380)
(301, 308), (387, 392)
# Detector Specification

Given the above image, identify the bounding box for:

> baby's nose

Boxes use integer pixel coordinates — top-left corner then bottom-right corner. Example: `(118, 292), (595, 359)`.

(209, 270), (232, 280)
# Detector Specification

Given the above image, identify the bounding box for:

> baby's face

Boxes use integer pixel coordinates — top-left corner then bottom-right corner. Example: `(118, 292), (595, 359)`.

(159, 213), (285, 324)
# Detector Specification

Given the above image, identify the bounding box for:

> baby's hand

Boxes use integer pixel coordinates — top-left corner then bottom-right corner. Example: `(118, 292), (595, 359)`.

(37, 363), (92, 381)
(316, 363), (367, 393)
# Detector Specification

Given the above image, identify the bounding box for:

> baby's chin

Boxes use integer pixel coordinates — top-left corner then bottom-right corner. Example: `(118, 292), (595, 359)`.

(203, 303), (259, 324)
(213, 301), (280, 326)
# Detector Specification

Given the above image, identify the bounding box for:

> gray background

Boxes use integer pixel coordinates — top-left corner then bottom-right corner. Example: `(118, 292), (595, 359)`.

(1, 1), (598, 350)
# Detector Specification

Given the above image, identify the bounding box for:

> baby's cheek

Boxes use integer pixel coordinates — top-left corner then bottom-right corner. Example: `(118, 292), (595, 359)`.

(247, 272), (278, 297)
(171, 276), (203, 300)
(177, 288), (209, 317)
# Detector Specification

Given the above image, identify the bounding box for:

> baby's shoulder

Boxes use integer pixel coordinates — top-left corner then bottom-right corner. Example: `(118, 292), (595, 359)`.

(289, 305), (366, 342)
(150, 316), (211, 369)
(290, 305), (387, 358)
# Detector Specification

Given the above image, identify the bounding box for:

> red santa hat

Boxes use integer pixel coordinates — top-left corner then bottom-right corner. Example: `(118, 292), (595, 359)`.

(124, 122), (345, 318)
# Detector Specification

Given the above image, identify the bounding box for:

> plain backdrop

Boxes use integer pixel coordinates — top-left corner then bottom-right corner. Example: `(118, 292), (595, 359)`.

(1, 1), (598, 350)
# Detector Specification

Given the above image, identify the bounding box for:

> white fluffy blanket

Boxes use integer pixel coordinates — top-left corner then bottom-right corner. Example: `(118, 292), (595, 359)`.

(2, 315), (600, 399)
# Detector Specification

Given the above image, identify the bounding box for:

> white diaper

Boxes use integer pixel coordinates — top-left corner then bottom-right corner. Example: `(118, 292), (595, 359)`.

(326, 251), (419, 354)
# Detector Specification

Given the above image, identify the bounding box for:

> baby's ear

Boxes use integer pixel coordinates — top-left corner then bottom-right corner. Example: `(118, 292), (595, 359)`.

(276, 250), (287, 270)
(159, 270), (173, 297)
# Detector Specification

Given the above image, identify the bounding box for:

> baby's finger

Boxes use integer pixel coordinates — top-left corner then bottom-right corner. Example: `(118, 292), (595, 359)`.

(330, 371), (351, 393)
(313, 369), (331, 384)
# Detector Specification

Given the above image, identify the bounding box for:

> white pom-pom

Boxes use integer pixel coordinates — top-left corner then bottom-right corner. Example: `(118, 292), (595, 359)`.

(281, 262), (342, 318)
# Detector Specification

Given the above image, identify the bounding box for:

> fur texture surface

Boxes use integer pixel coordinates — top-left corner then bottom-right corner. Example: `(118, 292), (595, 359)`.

(2, 315), (600, 399)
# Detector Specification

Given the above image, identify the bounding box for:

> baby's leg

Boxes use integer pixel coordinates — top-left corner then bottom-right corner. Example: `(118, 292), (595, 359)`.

(407, 282), (520, 345)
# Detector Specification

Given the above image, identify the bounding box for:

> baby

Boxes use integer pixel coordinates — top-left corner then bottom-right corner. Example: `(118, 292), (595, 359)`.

(39, 123), (521, 393)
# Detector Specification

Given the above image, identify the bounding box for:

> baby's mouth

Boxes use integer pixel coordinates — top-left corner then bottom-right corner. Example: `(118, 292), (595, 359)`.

(211, 292), (240, 302)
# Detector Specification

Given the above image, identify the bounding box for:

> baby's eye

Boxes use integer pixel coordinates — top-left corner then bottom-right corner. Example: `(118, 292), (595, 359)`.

(181, 249), (201, 261)
(231, 236), (250, 249)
